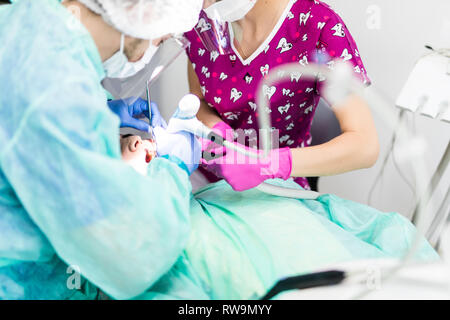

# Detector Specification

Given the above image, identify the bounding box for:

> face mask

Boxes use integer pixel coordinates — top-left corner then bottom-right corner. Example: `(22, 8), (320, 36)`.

(205, 0), (257, 23)
(119, 42), (159, 78)
(103, 34), (158, 79)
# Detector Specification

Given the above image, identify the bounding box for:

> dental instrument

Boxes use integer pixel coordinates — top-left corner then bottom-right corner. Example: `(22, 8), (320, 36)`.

(394, 46), (450, 228)
(146, 84), (154, 140)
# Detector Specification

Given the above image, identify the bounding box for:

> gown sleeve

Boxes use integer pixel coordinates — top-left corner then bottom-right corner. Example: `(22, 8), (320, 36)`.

(315, 8), (371, 104)
(1, 74), (192, 300)
(136, 253), (210, 300)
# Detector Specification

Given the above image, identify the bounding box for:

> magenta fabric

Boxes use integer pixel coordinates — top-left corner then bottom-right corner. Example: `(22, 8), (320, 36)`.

(185, 0), (370, 189)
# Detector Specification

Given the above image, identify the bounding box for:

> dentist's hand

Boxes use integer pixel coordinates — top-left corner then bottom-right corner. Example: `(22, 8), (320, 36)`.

(148, 100), (167, 129)
(153, 126), (201, 175)
(108, 97), (166, 132)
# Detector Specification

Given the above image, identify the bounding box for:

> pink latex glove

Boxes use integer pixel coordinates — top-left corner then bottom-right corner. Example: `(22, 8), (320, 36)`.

(201, 121), (234, 159)
(202, 142), (293, 191)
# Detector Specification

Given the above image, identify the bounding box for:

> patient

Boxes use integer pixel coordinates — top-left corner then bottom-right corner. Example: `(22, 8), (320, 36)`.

(120, 134), (157, 175)
(119, 134), (439, 300)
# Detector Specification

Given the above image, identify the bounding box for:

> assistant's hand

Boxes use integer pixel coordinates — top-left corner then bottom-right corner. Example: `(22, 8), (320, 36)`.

(200, 121), (233, 159)
(202, 143), (293, 191)
(153, 126), (201, 175)
(108, 97), (164, 132)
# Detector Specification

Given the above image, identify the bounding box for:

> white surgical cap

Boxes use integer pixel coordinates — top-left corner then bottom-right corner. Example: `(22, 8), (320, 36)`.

(78, 0), (203, 40)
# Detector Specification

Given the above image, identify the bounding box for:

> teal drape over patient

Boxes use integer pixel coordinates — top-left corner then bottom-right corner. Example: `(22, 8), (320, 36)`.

(0, 0), (192, 300)
(141, 180), (438, 300)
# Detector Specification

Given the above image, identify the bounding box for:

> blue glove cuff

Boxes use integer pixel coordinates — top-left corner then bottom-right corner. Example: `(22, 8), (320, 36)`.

(161, 155), (190, 176)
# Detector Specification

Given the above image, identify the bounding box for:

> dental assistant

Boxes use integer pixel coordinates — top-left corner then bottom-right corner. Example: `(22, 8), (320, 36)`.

(186, 0), (380, 191)
(0, 0), (202, 300)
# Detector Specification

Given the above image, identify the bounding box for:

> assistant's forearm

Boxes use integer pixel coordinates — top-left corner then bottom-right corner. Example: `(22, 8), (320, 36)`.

(187, 59), (223, 129)
(196, 99), (223, 129)
(290, 131), (379, 178)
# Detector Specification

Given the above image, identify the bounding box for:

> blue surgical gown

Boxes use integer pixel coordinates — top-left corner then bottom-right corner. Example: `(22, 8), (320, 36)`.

(0, 0), (192, 300)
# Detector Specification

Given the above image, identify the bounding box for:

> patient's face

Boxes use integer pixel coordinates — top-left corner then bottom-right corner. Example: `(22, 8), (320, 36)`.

(120, 134), (157, 175)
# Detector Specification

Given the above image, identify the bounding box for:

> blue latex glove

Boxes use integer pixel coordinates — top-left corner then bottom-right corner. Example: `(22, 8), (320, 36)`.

(108, 97), (165, 132)
(148, 100), (167, 129)
(153, 126), (201, 175)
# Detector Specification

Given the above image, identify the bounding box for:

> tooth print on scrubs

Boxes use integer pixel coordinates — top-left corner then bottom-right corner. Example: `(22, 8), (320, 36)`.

(185, 0), (371, 189)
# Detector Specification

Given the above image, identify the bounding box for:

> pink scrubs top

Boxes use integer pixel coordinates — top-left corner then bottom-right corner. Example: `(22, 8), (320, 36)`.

(185, 0), (370, 189)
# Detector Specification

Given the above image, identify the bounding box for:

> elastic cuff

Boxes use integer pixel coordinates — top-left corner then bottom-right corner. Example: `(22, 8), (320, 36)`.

(277, 147), (293, 180)
(212, 121), (233, 140)
(161, 155), (190, 176)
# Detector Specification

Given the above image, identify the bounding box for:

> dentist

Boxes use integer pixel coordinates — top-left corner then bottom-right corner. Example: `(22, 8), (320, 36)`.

(0, 0), (202, 300)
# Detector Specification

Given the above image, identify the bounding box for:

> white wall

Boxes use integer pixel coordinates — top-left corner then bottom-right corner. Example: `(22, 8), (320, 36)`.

(151, 0), (450, 219)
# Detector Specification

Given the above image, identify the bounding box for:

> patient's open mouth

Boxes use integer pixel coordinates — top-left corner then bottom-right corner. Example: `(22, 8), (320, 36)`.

(143, 139), (157, 164)
(145, 149), (152, 163)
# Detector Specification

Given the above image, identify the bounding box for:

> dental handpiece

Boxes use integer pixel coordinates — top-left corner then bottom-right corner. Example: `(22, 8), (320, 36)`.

(167, 94), (226, 146)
